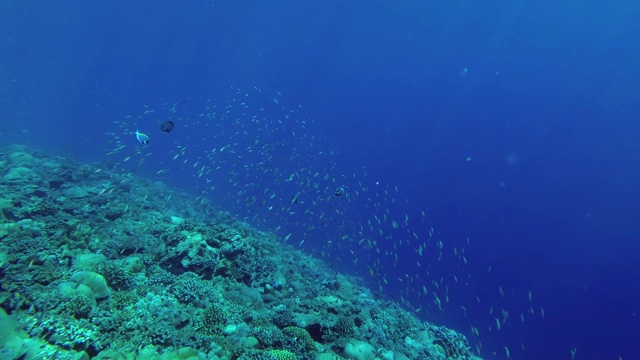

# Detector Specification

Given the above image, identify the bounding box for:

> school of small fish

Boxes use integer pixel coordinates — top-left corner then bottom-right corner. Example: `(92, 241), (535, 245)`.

(104, 86), (549, 358)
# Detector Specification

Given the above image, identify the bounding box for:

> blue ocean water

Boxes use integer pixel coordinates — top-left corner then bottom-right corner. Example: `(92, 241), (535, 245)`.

(1, 1), (640, 359)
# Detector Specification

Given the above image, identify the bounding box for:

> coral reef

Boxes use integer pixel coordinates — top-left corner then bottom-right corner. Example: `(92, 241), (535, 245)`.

(0, 145), (480, 360)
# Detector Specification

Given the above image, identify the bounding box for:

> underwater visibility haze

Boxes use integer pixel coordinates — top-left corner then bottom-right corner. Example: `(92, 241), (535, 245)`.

(1, 1), (640, 359)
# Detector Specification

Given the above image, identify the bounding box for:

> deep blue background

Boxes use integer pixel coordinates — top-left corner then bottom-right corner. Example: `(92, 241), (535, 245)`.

(2, 1), (640, 359)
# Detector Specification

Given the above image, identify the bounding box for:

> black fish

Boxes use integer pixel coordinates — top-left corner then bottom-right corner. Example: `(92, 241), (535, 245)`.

(161, 121), (175, 133)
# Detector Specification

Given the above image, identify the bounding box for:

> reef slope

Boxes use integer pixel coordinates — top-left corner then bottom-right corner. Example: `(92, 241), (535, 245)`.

(0, 145), (480, 360)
